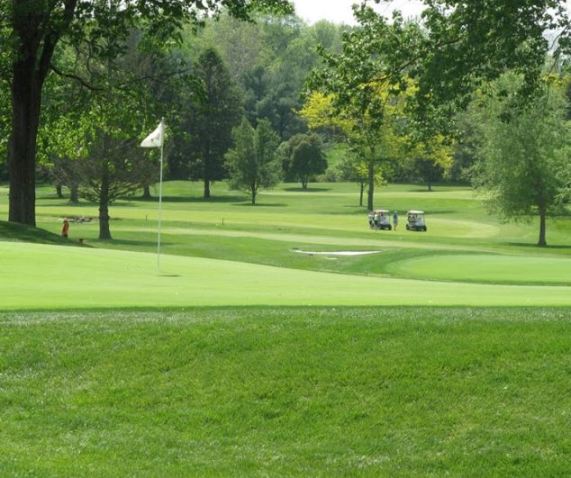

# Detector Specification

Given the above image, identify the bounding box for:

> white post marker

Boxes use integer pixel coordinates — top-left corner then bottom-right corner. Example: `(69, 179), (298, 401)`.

(141, 118), (166, 273)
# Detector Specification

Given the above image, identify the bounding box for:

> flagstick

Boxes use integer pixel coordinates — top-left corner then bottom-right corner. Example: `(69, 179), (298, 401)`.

(157, 119), (165, 274)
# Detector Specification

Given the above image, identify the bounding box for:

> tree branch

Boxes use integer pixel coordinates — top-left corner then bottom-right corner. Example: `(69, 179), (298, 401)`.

(50, 63), (105, 91)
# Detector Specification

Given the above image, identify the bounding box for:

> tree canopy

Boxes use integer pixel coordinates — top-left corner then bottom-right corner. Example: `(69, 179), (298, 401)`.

(225, 118), (281, 205)
(468, 74), (571, 247)
(1, 0), (292, 225)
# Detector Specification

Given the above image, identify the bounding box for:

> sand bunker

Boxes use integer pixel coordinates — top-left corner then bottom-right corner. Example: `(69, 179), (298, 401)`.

(293, 250), (382, 256)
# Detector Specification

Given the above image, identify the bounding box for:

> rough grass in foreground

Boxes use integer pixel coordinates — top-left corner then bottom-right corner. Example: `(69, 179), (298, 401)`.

(1, 307), (570, 477)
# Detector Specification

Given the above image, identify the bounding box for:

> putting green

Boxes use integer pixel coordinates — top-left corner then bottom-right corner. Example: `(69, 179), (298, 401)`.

(386, 253), (571, 285)
(3, 242), (571, 309)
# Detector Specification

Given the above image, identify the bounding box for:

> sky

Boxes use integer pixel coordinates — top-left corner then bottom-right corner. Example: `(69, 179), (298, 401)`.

(291, 0), (426, 25)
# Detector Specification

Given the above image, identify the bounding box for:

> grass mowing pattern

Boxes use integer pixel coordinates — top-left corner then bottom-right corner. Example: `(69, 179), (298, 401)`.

(1, 307), (571, 477)
(2, 182), (571, 287)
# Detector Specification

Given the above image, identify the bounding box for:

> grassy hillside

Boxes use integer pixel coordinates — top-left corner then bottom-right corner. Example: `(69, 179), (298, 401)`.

(1, 307), (570, 477)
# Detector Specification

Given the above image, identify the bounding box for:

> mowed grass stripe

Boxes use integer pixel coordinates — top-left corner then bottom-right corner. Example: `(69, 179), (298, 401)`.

(118, 226), (497, 252)
(3, 242), (571, 309)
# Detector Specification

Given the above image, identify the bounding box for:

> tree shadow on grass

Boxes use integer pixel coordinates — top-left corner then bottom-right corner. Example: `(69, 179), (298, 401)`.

(39, 201), (98, 209)
(283, 187), (331, 192)
(130, 195), (245, 204)
(37, 196), (71, 201)
(102, 239), (174, 247)
(232, 203), (288, 208)
(506, 242), (571, 250)
(406, 187), (460, 193)
(0, 221), (79, 246)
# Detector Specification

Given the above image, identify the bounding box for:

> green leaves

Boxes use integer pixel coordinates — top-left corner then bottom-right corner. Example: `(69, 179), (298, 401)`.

(416, 0), (571, 110)
(468, 73), (571, 245)
(280, 133), (327, 189)
(226, 118), (281, 204)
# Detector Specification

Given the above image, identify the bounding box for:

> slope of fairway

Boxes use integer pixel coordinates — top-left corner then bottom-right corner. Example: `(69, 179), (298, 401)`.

(386, 253), (571, 285)
(2, 308), (571, 477)
(3, 242), (571, 309)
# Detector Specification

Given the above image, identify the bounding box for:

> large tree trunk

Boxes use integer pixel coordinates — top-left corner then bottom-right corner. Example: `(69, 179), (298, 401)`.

(359, 181), (364, 207)
(8, 0), (74, 224)
(99, 168), (112, 240)
(203, 145), (211, 199)
(142, 185), (152, 199)
(69, 183), (79, 204)
(8, 61), (42, 226)
(251, 182), (257, 206)
(538, 205), (547, 247)
(367, 159), (375, 211)
(5, 0), (78, 226)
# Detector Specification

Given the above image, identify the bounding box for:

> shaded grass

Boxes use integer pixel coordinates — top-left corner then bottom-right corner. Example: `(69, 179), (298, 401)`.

(0, 220), (71, 246)
(1, 307), (571, 477)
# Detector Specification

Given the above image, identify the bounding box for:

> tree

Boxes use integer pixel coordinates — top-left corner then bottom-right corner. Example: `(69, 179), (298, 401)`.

(281, 133), (327, 189)
(469, 74), (570, 247)
(413, 157), (445, 191)
(415, 0), (571, 115)
(186, 14), (345, 141)
(336, 153), (369, 206)
(76, 132), (148, 240)
(0, 65), (9, 182)
(187, 48), (242, 198)
(1, 0), (292, 226)
(41, 29), (163, 239)
(308, 5), (422, 210)
(301, 86), (409, 209)
(226, 118), (281, 205)
(407, 133), (453, 191)
(47, 156), (82, 203)
(38, 69), (91, 204)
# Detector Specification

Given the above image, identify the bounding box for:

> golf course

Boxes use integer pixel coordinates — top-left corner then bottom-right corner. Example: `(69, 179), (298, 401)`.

(3, 0), (571, 474)
(1, 181), (571, 476)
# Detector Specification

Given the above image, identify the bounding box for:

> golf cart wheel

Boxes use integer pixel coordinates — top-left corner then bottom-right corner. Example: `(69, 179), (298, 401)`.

(406, 225), (410, 230)
(388, 225), (392, 231)
(423, 226), (427, 232)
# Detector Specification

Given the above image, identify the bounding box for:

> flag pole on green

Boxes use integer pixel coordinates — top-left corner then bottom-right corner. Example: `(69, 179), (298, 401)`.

(141, 119), (166, 273)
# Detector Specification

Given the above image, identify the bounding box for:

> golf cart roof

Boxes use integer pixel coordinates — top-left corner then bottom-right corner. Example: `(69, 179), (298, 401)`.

(408, 210), (424, 214)
(373, 209), (390, 213)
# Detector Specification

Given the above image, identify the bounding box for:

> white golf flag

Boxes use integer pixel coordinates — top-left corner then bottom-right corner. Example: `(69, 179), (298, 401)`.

(140, 120), (164, 148)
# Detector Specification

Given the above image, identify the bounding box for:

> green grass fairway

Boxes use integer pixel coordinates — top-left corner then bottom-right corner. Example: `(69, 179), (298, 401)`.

(386, 253), (571, 285)
(1, 308), (571, 477)
(3, 241), (571, 308)
(1, 181), (571, 476)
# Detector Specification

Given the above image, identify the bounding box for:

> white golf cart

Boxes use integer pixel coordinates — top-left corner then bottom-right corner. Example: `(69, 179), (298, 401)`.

(368, 209), (392, 231)
(406, 210), (427, 232)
